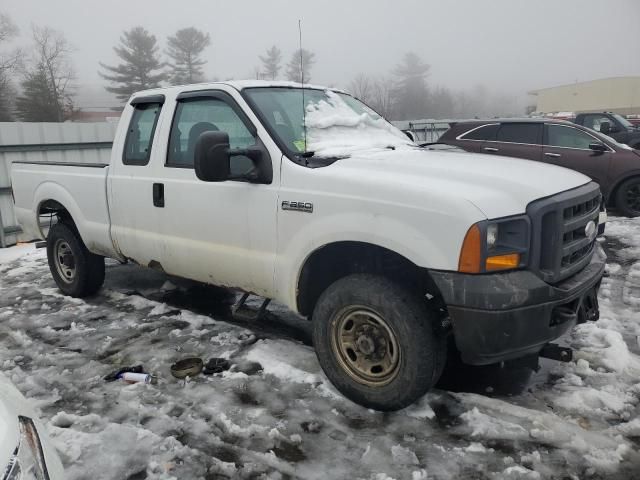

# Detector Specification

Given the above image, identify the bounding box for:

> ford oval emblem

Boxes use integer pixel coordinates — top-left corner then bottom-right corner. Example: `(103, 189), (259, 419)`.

(585, 221), (597, 241)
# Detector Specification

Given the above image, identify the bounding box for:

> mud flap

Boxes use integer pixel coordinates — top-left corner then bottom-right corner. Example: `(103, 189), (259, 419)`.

(578, 285), (600, 323)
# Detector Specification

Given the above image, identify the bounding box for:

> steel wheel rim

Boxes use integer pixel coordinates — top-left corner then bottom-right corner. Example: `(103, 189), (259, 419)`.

(624, 182), (640, 213)
(54, 239), (76, 283)
(330, 306), (401, 387)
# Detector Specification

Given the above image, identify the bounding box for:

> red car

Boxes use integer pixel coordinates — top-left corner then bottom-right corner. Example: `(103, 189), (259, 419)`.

(438, 118), (640, 217)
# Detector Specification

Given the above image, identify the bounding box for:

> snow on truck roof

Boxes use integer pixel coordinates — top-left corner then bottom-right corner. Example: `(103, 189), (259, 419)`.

(129, 80), (347, 100)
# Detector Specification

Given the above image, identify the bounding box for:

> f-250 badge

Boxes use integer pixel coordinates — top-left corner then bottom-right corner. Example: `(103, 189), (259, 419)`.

(281, 201), (313, 213)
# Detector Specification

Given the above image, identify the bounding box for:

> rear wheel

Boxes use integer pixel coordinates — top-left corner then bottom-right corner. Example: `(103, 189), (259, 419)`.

(46, 222), (105, 297)
(614, 177), (640, 217)
(312, 274), (446, 411)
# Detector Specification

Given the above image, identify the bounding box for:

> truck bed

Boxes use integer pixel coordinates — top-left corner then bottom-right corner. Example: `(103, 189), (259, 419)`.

(10, 161), (119, 258)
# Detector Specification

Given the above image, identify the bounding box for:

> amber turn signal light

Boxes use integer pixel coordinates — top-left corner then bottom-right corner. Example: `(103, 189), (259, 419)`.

(486, 253), (520, 271)
(458, 224), (482, 273)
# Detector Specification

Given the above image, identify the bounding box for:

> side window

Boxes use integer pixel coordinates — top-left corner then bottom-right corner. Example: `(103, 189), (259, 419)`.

(460, 124), (499, 141)
(546, 125), (596, 150)
(123, 103), (162, 165)
(167, 97), (256, 173)
(582, 115), (612, 132)
(496, 123), (541, 144)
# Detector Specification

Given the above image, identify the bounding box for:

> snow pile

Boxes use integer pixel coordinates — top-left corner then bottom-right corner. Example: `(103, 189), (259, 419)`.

(305, 91), (413, 157)
(1, 214), (639, 479)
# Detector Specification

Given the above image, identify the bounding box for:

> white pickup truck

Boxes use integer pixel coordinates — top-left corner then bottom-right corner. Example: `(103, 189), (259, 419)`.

(11, 81), (606, 410)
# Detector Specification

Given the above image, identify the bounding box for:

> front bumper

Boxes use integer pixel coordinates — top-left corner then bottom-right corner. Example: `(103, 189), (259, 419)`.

(430, 244), (606, 365)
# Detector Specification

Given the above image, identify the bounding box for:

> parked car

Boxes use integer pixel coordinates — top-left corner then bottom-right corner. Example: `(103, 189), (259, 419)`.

(573, 112), (640, 149)
(439, 118), (640, 217)
(11, 81), (605, 411)
(0, 373), (64, 479)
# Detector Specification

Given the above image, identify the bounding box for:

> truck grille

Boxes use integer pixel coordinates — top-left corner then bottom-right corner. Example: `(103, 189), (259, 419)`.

(527, 183), (601, 284)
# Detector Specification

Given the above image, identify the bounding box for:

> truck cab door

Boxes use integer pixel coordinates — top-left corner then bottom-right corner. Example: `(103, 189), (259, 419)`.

(150, 89), (279, 296)
(542, 123), (611, 187)
(108, 95), (167, 266)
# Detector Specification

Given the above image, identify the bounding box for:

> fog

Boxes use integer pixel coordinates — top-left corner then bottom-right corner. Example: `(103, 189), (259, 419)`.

(2, 0), (639, 113)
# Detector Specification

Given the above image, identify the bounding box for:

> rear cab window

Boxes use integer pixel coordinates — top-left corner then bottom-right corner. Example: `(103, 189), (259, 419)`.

(123, 96), (164, 166)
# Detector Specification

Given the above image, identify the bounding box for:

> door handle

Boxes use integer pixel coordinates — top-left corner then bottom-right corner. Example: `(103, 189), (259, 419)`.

(545, 152), (561, 158)
(153, 183), (164, 208)
(483, 147), (499, 152)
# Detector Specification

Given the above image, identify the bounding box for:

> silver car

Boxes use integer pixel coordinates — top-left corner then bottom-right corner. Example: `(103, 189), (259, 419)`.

(1, 374), (64, 480)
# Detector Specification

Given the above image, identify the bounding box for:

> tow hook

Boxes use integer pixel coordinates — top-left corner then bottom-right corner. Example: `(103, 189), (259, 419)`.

(539, 343), (573, 362)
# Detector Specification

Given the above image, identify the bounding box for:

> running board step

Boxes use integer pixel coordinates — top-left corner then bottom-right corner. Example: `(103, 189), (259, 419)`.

(231, 292), (271, 321)
(539, 343), (573, 362)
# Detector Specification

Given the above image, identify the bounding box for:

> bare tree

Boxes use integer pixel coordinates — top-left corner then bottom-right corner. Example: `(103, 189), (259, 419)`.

(15, 26), (75, 122)
(370, 76), (395, 119)
(348, 73), (373, 104)
(0, 13), (21, 120)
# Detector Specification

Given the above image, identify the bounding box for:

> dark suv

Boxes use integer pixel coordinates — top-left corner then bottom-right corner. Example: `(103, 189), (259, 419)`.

(439, 119), (640, 217)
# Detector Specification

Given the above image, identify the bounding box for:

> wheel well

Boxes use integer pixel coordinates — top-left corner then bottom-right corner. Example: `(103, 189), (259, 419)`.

(296, 241), (445, 317)
(38, 199), (77, 235)
(608, 174), (640, 207)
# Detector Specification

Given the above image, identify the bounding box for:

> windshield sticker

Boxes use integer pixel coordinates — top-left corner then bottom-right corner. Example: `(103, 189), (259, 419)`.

(293, 139), (306, 152)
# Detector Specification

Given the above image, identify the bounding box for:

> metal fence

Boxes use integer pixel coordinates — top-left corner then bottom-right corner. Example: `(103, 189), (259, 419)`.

(0, 122), (117, 247)
(392, 119), (454, 143)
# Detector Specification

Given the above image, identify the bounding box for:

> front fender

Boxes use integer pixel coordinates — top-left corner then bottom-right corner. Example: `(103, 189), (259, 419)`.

(274, 209), (479, 311)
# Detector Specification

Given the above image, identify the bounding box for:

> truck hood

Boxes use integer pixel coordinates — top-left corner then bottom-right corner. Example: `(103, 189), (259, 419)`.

(332, 148), (592, 219)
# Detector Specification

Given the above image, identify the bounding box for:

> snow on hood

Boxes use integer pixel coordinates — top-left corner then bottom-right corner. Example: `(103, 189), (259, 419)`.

(305, 91), (413, 157)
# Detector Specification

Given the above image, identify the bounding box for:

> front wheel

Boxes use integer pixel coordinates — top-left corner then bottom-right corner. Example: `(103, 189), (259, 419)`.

(614, 177), (640, 217)
(312, 274), (446, 411)
(46, 222), (105, 297)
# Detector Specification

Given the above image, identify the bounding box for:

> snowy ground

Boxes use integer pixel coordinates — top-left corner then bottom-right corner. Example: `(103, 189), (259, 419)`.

(0, 217), (639, 480)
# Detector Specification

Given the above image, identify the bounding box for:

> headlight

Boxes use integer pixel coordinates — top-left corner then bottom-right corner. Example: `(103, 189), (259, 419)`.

(459, 216), (530, 273)
(3, 417), (50, 480)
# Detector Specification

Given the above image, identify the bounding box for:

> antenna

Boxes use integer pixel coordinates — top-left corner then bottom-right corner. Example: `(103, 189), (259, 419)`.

(299, 19), (308, 153)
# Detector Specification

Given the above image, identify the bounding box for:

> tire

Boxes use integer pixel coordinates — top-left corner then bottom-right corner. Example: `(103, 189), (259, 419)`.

(46, 222), (105, 297)
(312, 274), (447, 411)
(614, 177), (640, 217)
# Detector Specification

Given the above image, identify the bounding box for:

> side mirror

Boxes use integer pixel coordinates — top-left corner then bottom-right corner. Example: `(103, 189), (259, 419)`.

(599, 121), (611, 134)
(194, 131), (230, 182)
(589, 142), (608, 153)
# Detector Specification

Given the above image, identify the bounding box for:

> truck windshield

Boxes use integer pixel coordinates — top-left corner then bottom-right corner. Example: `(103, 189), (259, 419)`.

(244, 87), (413, 158)
(612, 113), (634, 129)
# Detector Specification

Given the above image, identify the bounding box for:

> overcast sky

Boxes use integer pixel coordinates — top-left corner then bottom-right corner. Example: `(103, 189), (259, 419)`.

(3, 0), (640, 107)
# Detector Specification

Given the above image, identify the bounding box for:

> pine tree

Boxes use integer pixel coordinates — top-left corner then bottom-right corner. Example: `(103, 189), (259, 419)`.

(99, 26), (166, 101)
(166, 27), (210, 85)
(15, 64), (61, 121)
(285, 49), (315, 83)
(259, 46), (282, 80)
(392, 52), (430, 120)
